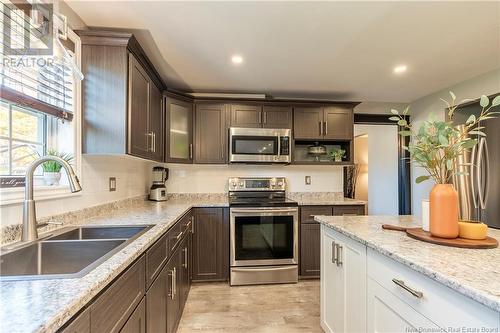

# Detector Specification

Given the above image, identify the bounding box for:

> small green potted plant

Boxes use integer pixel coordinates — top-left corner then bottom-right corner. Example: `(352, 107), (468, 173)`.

(329, 148), (346, 162)
(41, 149), (74, 186)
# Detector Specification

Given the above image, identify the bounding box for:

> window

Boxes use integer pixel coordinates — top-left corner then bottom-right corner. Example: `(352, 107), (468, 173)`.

(0, 2), (81, 201)
(0, 100), (47, 176)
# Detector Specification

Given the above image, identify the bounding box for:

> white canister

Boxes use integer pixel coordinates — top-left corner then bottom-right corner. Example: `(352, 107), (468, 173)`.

(422, 199), (430, 232)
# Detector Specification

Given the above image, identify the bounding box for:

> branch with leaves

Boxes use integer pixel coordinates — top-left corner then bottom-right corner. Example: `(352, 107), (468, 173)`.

(390, 92), (500, 184)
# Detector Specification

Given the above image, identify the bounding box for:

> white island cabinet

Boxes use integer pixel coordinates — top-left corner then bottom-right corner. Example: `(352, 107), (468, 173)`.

(320, 224), (500, 333)
(321, 224), (366, 333)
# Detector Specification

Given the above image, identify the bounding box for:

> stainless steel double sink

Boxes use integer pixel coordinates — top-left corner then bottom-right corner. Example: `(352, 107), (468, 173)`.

(0, 225), (152, 281)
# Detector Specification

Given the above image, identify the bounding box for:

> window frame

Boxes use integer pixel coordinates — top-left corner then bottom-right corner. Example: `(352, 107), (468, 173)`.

(0, 28), (82, 205)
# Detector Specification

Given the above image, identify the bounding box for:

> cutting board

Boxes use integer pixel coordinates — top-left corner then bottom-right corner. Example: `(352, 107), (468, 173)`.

(382, 224), (498, 249)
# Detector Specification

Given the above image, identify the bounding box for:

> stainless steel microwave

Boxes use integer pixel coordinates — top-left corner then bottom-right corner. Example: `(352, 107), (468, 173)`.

(229, 127), (291, 163)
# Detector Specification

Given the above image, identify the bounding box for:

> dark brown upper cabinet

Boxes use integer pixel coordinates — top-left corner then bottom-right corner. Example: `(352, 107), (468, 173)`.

(149, 85), (164, 162)
(323, 106), (353, 140)
(293, 107), (324, 140)
(78, 30), (165, 162)
(230, 104), (262, 128)
(229, 104), (292, 129)
(194, 103), (228, 164)
(262, 106), (292, 129)
(293, 105), (353, 140)
(165, 95), (193, 163)
(128, 54), (163, 161)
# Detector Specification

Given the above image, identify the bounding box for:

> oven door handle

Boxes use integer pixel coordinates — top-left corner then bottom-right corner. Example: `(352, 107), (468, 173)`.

(231, 266), (296, 272)
(230, 208), (298, 214)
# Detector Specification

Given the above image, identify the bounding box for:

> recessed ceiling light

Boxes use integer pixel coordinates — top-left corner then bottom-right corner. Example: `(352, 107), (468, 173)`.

(231, 55), (243, 64)
(393, 65), (407, 74)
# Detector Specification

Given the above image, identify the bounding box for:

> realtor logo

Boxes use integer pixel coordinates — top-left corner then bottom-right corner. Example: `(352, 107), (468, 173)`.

(2, 3), (54, 56)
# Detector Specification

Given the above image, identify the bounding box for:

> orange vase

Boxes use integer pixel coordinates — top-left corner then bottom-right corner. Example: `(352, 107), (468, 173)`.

(429, 184), (459, 238)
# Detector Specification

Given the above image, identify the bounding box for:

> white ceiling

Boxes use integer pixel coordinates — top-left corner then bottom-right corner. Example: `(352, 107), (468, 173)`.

(66, 1), (500, 103)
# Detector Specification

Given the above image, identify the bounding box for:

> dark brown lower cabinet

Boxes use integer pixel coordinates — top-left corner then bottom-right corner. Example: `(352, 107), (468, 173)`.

(299, 205), (366, 278)
(300, 223), (320, 277)
(166, 250), (180, 333)
(179, 235), (191, 312)
(192, 208), (229, 282)
(146, 232), (191, 333)
(90, 256), (145, 333)
(146, 263), (168, 333)
(120, 299), (146, 333)
(60, 308), (90, 333)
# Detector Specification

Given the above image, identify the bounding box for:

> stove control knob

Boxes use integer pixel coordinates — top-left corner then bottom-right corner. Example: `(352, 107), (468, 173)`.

(277, 181), (284, 187)
(231, 181), (237, 188)
(238, 182), (244, 188)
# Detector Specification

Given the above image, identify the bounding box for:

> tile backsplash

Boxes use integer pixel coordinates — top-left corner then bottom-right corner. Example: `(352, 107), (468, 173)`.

(1, 155), (155, 227)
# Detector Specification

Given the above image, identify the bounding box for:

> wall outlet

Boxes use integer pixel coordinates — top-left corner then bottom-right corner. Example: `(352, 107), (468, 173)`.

(305, 176), (311, 185)
(109, 177), (116, 191)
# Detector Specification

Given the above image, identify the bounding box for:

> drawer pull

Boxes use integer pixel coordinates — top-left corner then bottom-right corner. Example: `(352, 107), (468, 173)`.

(392, 278), (423, 298)
(336, 244), (343, 267)
(331, 241), (337, 264)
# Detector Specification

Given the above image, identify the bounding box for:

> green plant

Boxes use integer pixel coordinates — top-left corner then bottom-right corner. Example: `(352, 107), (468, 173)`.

(390, 92), (500, 184)
(329, 148), (346, 161)
(41, 149), (74, 173)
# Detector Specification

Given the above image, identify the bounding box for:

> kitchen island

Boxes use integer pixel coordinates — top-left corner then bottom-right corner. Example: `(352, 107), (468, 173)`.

(315, 215), (500, 332)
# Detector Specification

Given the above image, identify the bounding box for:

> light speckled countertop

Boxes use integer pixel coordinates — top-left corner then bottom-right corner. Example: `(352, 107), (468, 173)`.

(286, 192), (367, 206)
(315, 215), (500, 312)
(0, 197), (228, 333)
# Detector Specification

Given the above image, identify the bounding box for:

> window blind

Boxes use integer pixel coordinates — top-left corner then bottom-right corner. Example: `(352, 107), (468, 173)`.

(0, 1), (74, 121)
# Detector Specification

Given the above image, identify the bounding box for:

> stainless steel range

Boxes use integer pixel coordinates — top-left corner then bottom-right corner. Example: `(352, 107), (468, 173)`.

(228, 177), (298, 286)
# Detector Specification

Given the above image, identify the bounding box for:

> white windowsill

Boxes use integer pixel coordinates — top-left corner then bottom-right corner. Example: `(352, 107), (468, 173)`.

(0, 185), (83, 206)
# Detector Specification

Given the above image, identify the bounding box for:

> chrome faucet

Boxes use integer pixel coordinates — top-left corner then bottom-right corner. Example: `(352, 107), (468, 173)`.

(23, 156), (82, 242)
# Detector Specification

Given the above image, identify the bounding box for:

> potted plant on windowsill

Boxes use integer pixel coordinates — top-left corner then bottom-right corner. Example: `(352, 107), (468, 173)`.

(41, 149), (74, 186)
(329, 148), (346, 162)
(390, 92), (499, 238)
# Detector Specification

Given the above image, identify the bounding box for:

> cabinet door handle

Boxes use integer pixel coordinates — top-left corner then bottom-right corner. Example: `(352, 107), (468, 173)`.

(319, 121), (323, 136)
(168, 268), (176, 299)
(147, 132), (153, 152)
(183, 247), (188, 268)
(173, 267), (177, 299)
(153, 132), (156, 153)
(336, 244), (343, 267)
(331, 240), (337, 264)
(392, 278), (423, 298)
(189, 143), (193, 160)
(191, 216), (195, 234)
(324, 121), (328, 136)
(263, 111), (267, 124)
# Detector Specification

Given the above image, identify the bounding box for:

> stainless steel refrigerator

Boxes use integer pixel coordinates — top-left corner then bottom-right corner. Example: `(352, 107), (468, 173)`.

(452, 100), (500, 229)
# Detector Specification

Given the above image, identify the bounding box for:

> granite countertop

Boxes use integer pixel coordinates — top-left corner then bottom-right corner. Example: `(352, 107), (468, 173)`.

(296, 197), (367, 206)
(0, 197), (228, 333)
(286, 192), (367, 206)
(314, 215), (500, 312)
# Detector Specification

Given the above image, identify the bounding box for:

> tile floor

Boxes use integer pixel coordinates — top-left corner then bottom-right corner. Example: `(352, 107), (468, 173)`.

(177, 280), (321, 332)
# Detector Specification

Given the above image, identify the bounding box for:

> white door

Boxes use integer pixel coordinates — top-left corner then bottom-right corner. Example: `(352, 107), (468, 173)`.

(367, 278), (438, 332)
(354, 124), (399, 215)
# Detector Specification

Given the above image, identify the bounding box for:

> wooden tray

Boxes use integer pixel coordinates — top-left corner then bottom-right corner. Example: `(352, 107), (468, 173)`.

(382, 224), (498, 249)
